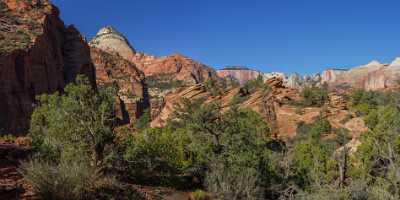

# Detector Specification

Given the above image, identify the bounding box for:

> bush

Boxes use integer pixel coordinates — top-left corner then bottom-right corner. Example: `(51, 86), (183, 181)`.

(122, 127), (189, 181)
(146, 74), (185, 91)
(29, 75), (117, 167)
(205, 160), (263, 200)
(242, 74), (269, 94)
(134, 108), (151, 130)
(299, 86), (329, 107)
(190, 189), (208, 200)
(19, 158), (100, 200)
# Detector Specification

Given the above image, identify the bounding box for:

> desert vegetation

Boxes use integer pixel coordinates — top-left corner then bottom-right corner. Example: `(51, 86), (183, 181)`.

(15, 76), (400, 199)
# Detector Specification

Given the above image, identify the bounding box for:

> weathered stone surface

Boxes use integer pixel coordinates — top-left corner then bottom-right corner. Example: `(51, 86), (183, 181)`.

(89, 26), (136, 60)
(90, 48), (149, 124)
(136, 54), (217, 85)
(89, 27), (217, 85)
(217, 68), (263, 85)
(0, 0), (95, 134)
(321, 58), (400, 90)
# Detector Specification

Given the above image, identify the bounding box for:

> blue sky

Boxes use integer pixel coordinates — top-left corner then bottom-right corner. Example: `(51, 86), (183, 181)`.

(52, 0), (400, 74)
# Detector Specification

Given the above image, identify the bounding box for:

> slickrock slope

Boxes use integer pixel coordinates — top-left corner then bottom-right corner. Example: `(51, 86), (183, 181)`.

(90, 48), (150, 124)
(150, 77), (300, 138)
(0, 0), (95, 134)
(151, 76), (367, 141)
(322, 59), (400, 90)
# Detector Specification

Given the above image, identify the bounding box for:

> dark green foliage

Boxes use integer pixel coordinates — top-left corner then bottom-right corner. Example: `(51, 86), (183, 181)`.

(23, 76), (140, 199)
(29, 76), (117, 167)
(146, 74), (185, 91)
(299, 86), (329, 107)
(134, 108), (151, 130)
(347, 89), (399, 117)
(168, 99), (273, 198)
(294, 112), (332, 142)
(204, 78), (233, 96)
(242, 74), (269, 94)
(122, 127), (189, 182)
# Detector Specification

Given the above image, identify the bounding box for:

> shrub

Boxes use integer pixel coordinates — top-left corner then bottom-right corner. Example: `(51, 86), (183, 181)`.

(205, 160), (263, 200)
(190, 189), (208, 200)
(134, 108), (151, 130)
(146, 74), (185, 91)
(122, 127), (189, 181)
(29, 75), (117, 167)
(19, 158), (101, 200)
(299, 86), (329, 107)
(242, 74), (269, 94)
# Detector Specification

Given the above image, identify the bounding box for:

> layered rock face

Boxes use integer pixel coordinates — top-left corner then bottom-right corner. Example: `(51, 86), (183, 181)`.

(150, 77), (300, 137)
(89, 26), (136, 60)
(89, 26), (217, 85)
(90, 48), (149, 124)
(321, 59), (400, 90)
(0, 0), (95, 134)
(217, 67), (263, 85)
(138, 54), (217, 84)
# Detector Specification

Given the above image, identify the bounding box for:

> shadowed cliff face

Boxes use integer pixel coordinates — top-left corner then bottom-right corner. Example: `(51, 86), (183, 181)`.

(0, 0), (95, 134)
(90, 47), (150, 125)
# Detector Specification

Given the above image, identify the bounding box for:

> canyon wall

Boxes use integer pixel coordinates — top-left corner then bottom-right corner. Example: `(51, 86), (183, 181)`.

(0, 0), (95, 134)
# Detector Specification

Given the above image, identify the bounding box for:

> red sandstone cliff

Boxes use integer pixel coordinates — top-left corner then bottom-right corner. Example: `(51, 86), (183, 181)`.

(89, 27), (217, 85)
(0, 0), (95, 134)
(90, 48), (150, 125)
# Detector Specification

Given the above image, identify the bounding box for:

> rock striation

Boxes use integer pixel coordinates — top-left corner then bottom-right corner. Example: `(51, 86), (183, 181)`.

(0, 0), (95, 134)
(89, 26), (136, 60)
(90, 48), (150, 125)
(217, 67), (264, 85)
(89, 27), (217, 85)
(321, 58), (400, 90)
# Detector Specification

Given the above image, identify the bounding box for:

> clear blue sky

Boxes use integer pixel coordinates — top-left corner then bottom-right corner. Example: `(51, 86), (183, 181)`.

(52, 0), (400, 74)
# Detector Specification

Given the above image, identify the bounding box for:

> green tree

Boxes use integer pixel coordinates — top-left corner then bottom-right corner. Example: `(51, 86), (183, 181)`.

(300, 86), (329, 107)
(29, 75), (117, 168)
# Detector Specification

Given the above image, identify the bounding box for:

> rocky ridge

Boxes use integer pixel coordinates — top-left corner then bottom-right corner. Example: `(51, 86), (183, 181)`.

(89, 26), (217, 85)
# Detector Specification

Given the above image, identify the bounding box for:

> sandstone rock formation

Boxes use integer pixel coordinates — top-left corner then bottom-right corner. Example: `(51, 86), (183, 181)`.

(89, 27), (217, 85)
(150, 76), (300, 138)
(321, 58), (400, 90)
(89, 26), (136, 60)
(137, 54), (217, 85)
(90, 48), (149, 124)
(0, 0), (95, 134)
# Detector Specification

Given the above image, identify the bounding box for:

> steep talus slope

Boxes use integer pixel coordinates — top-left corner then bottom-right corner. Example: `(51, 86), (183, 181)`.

(90, 48), (150, 124)
(0, 0), (95, 134)
(151, 77), (300, 138)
